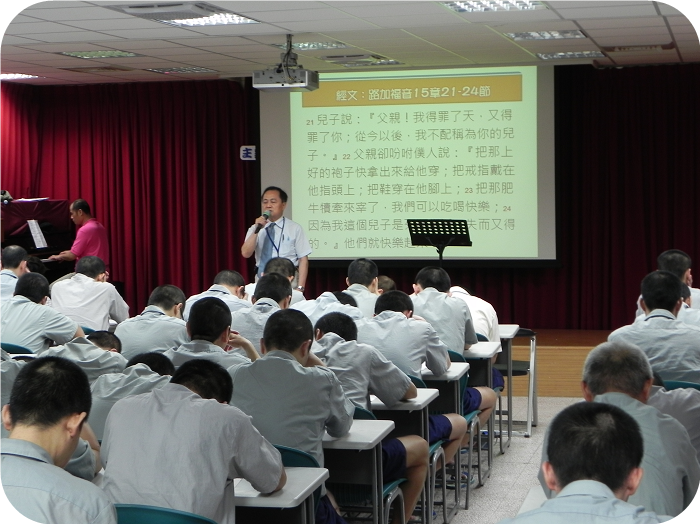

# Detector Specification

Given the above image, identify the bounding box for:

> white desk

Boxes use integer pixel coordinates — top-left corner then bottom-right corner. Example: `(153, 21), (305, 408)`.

(371, 388), (438, 523)
(497, 324), (519, 450)
(235, 466), (328, 523)
(323, 419), (394, 524)
(463, 341), (500, 480)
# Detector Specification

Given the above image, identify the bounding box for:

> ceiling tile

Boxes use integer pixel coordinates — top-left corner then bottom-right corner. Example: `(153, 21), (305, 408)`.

(28, 32), (127, 43)
(20, 6), (132, 21)
(272, 19), (381, 32)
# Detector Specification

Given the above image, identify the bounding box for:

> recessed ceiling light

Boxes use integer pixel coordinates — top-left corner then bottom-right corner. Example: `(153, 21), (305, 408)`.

(272, 42), (349, 51)
(506, 30), (586, 41)
(105, 3), (258, 27)
(537, 51), (605, 60)
(146, 67), (218, 74)
(59, 50), (141, 59)
(338, 59), (403, 67)
(601, 43), (675, 53)
(165, 13), (258, 27)
(442, 1), (545, 13)
(0, 73), (40, 80)
(59, 66), (134, 73)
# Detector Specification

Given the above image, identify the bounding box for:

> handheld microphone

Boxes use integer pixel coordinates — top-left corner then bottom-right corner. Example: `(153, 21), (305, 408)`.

(254, 210), (272, 234)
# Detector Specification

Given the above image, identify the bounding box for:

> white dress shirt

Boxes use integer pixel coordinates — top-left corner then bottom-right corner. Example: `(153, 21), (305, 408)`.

(449, 286), (501, 341)
(244, 216), (312, 268)
(343, 283), (379, 318)
(291, 291), (364, 326)
(51, 273), (129, 330)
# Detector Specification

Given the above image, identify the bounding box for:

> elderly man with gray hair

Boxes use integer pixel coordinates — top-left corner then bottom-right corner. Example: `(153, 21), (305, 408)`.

(539, 341), (700, 518)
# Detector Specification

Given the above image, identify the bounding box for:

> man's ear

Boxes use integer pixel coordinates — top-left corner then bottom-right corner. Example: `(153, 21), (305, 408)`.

(40, 296), (48, 305)
(541, 461), (561, 493)
(260, 339), (267, 354)
(2, 404), (13, 431)
(65, 412), (87, 439)
(412, 283), (421, 294)
(581, 381), (595, 402)
(345, 277), (351, 287)
(618, 467), (643, 500)
(315, 328), (323, 341)
(280, 296), (291, 309)
(299, 339), (312, 358)
(640, 298), (650, 315)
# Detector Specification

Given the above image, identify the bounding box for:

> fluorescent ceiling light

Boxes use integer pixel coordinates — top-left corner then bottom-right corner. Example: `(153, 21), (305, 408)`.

(163, 13), (258, 27)
(1, 73), (40, 79)
(443, 1), (545, 13)
(506, 30), (586, 40)
(537, 51), (605, 60)
(146, 66), (218, 74)
(60, 50), (141, 59)
(272, 42), (349, 51)
(59, 66), (134, 73)
(338, 59), (403, 67)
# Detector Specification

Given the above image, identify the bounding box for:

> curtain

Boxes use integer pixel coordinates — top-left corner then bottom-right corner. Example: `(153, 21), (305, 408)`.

(2, 80), (259, 313)
(1, 82), (39, 197)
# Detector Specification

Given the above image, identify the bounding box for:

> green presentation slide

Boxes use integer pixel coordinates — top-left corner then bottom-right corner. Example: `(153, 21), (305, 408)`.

(290, 66), (539, 260)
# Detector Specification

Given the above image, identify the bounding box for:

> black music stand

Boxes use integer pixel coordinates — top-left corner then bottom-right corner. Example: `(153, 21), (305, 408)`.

(407, 219), (472, 266)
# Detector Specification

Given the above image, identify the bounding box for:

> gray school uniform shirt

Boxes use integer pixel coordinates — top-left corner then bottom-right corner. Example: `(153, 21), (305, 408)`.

(88, 364), (171, 440)
(229, 350), (354, 467)
(356, 310), (450, 378)
(343, 284), (379, 318)
(163, 339), (250, 368)
(114, 305), (189, 360)
(229, 299), (281, 353)
(313, 332), (411, 410)
(38, 337), (128, 384)
(291, 291), (364, 326)
(608, 309), (700, 383)
(538, 394), (700, 517)
(411, 287), (478, 351)
(183, 285), (250, 321)
(1, 438), (116, 523)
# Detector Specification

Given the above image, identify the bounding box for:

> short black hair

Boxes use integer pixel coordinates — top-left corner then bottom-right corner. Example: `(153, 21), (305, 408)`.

(187, 297), (231, 342)
(264, 257), (296, 279)
(87, 331), (122, 353)
(71, 199), (92, 215)
(680, 283), (691, 301)
(261, 186), (288, 203)
(547, 402), (643, 492)
(1, 245), (27, 270)
(415, 266), (451, 292)
(375, 290), (413, 315)
(377, 275), (396, 292)
(253, 272), (292, 303)
(14, 273), (49, 303)
(263, 309), (313, 353)
(9, 356), (91, 428)
(24, 256), (47, 275)
(213, 270), (245, 287)
(170, 359), (232, 403)
(75, 255), (106, 278)
(641, 270), (682, 312)
(657, 249), (691, 279)
(332, 291), (357, 307)
(315, 312), (358, 341)
(148, 284), (187, 311)
(126, 352), (175, 376)
(347, 258), (378, 287)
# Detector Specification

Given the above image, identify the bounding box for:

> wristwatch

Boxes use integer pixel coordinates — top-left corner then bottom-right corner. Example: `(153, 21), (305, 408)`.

(296, 286), (305, 292)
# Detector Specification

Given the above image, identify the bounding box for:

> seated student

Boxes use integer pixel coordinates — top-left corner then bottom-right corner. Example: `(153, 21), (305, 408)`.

(1, 273), (84, 353)
(503, 402), (668, 523)
(609, 271), (700, 383)
(88, 353), (174, 441)
(102, 359), (285, 523)
(245, 257), (305, 305)
(291, 290), (364, 325)
(635, 249), (700, 316)
(1, 245), (29, 302)
(376, 275), (396, 295)
(677, 283), (700, 328)
(411, 266), (478, 352)
(314, 312), (429, 521)
(229, 309), (354, 523)
(1, 357), (116, 523)
(182, 269), (249, 320)
(449, 285), (501, 342)
(359, 290), (496, 430)
(343, 258), (380, 318)
(114, 285), (190, 359)
(539, 341), (700, 517)
(51, 256), (129, 331)
(229, 272), (292, 353)
(164, 297), (259, 368)
(38, 331), (128, 384)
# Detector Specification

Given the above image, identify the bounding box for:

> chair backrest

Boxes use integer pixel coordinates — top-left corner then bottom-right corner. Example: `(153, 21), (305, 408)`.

(408, 375), (427, 388)
(273, 444), (320, 468)
(0, 342), (34, 354)
(664, 380), (700, 392)
(354, 406), (377, 420)
(81, 326), (96, 335)
(447, 350), (469, 400)
(114, 504), (216, 524)
(476, 333), (489, 342)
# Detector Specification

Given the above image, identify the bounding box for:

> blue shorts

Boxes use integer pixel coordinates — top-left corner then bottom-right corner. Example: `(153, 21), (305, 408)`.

(315, 494), (347, 524)
(463, 387), (483, 414)
(381, 438), (407, 482)
(428, 414), (453, 444)
(492, 368), (504, 390)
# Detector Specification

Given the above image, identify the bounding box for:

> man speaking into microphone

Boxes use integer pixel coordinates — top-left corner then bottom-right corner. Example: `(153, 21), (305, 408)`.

(241, 186), (312, 294)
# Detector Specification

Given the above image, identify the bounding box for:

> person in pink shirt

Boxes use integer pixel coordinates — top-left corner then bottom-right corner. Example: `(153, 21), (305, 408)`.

(49, 199), (110, 272)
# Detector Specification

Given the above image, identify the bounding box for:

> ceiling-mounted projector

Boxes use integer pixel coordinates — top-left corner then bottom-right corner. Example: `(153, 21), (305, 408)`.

(253, 68), (319, 92)
(253, 34), (319, 92)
